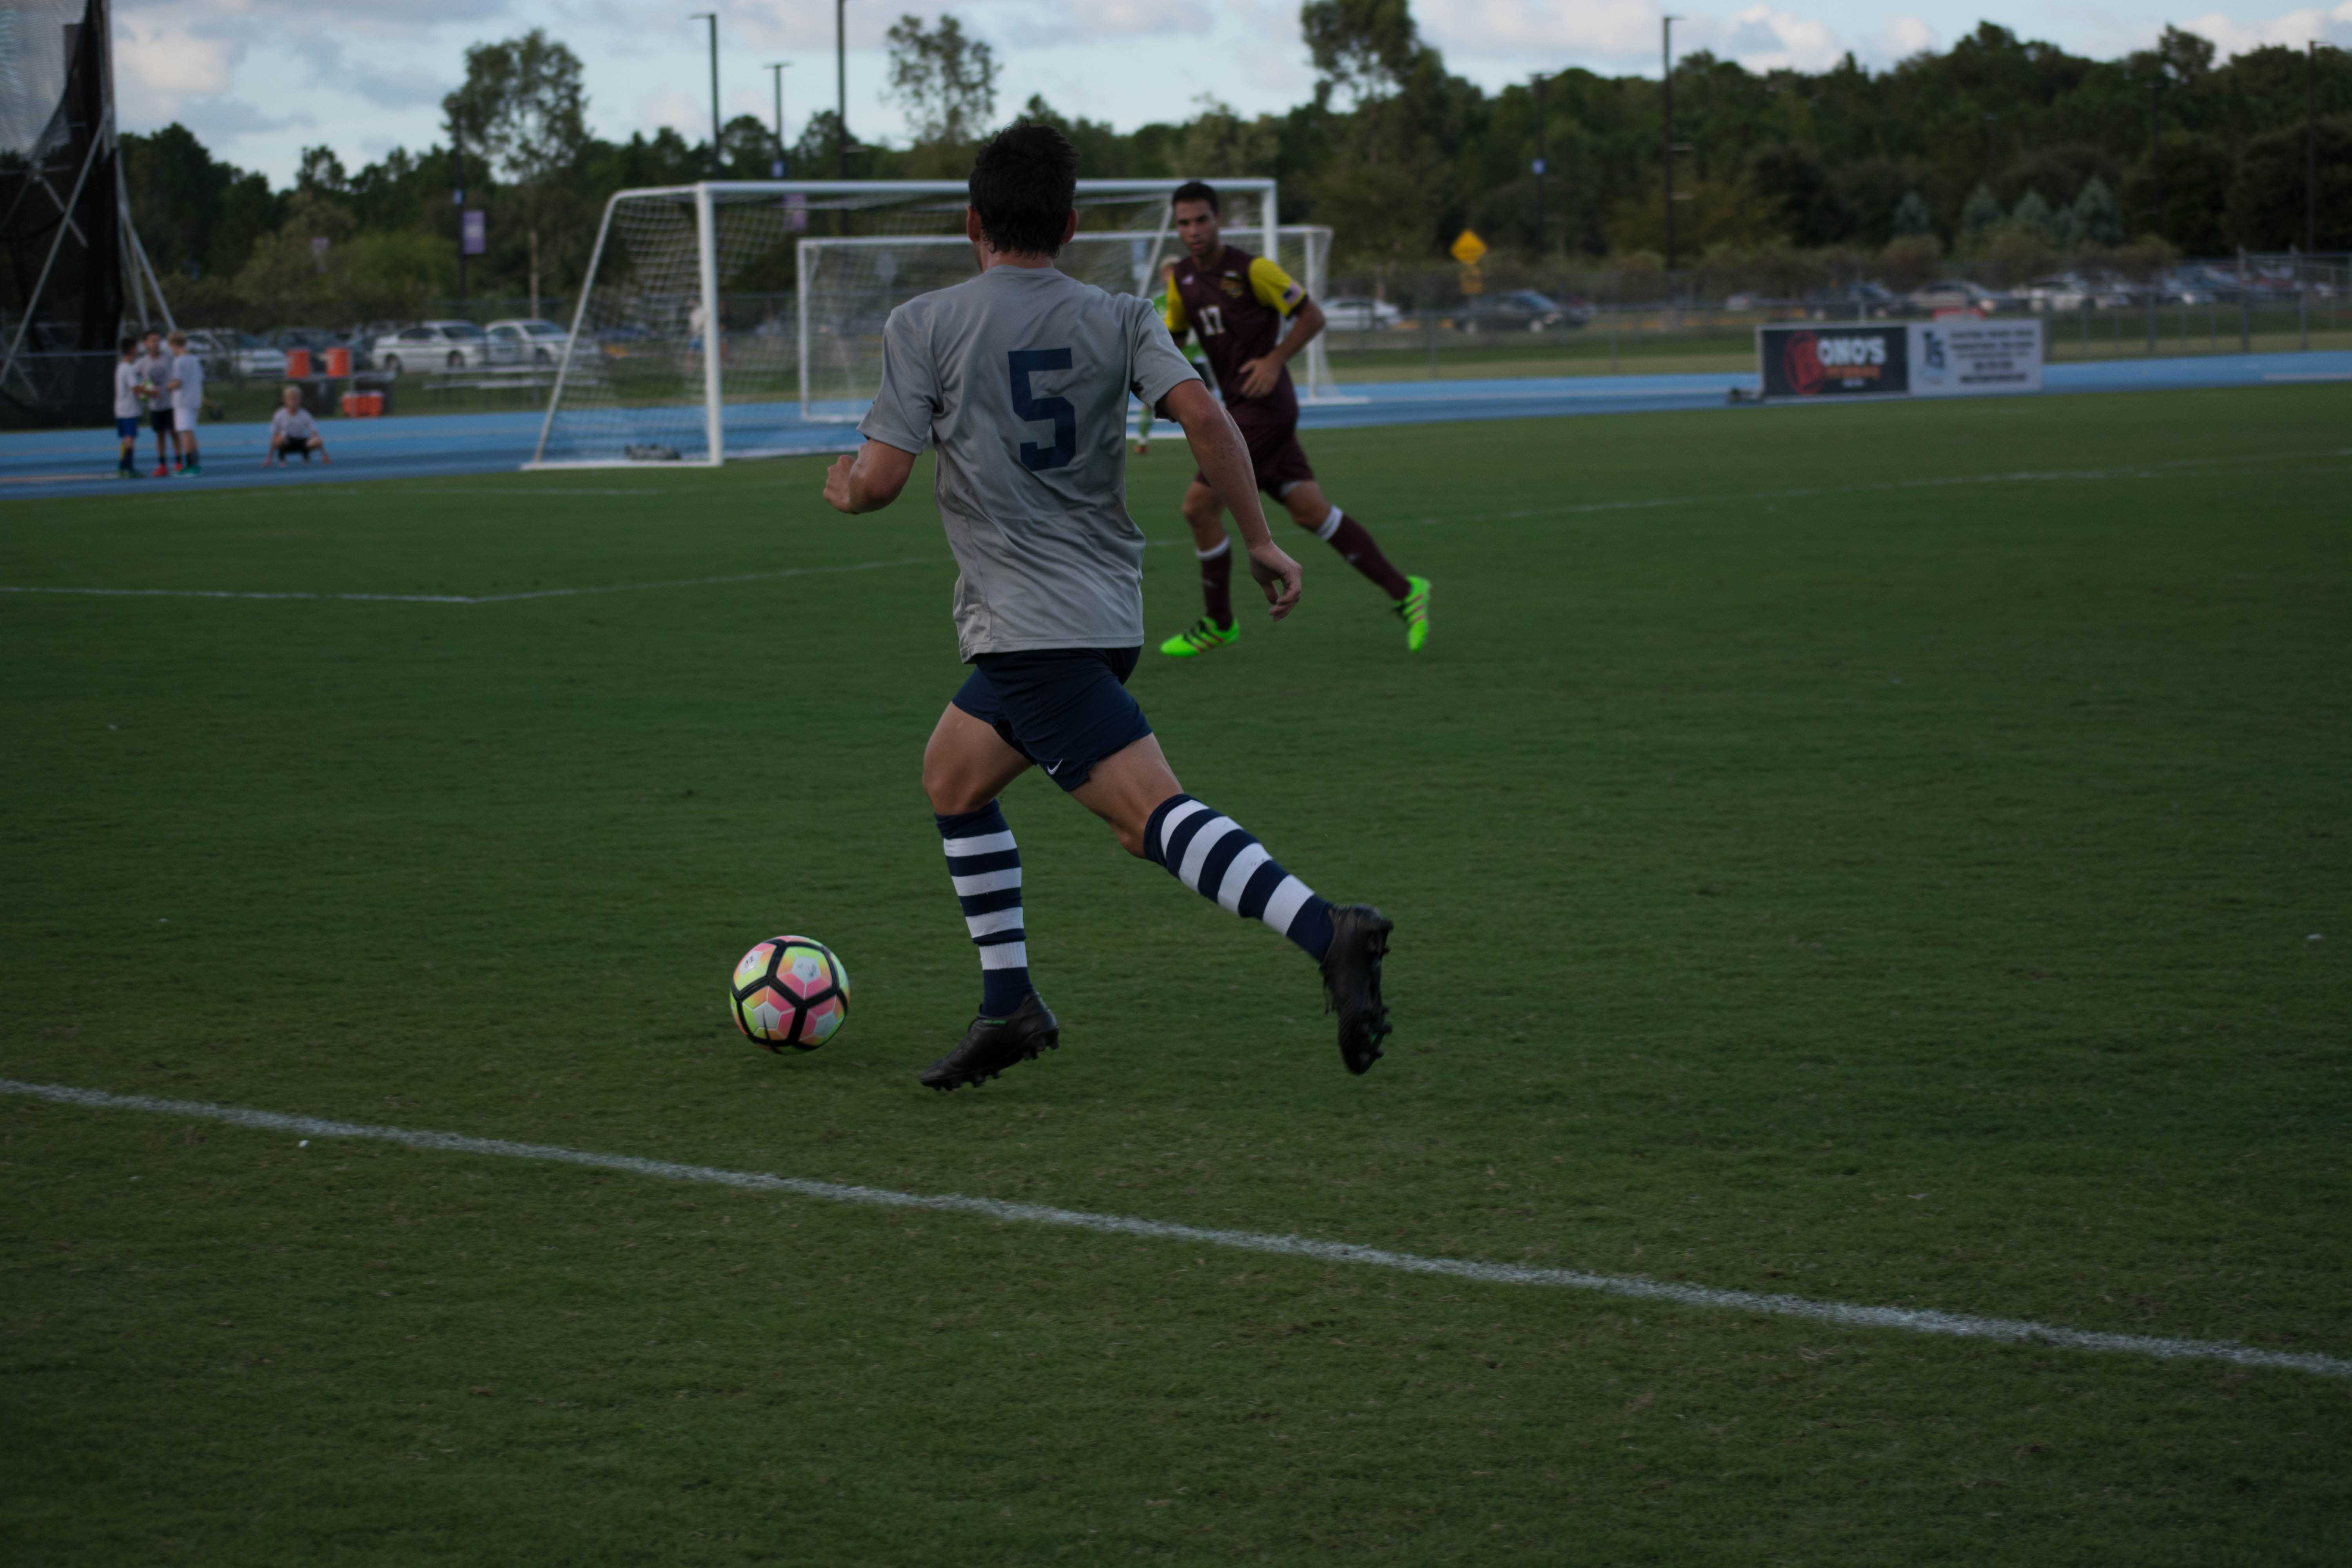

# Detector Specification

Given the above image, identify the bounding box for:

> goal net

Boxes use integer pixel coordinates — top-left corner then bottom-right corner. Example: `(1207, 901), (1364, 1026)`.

(797, 224), (1336, 422)
(530, 179), (1330, 469)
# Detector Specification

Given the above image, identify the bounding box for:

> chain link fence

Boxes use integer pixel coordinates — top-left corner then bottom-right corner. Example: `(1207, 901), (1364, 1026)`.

(1321, 253), (2351, 381)
(11, 253), (2345, 428)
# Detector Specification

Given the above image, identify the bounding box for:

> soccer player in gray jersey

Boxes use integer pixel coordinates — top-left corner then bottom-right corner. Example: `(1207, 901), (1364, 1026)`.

(824, 123), (1394, 1090)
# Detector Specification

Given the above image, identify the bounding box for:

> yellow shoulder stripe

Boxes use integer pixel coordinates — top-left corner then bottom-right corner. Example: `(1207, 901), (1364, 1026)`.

(1248, 255), (1304, 315)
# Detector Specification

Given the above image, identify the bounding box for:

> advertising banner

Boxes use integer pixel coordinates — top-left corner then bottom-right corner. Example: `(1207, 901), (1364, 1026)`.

(1757, 323), (1908, 399)
(1908, 318), (2043, 396)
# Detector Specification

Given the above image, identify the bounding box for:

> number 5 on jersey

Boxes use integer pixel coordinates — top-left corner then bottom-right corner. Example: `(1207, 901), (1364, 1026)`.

(1007, 348), (1076, 471)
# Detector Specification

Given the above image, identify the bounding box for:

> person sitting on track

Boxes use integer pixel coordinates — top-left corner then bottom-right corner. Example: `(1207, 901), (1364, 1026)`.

(263, 385), (332, 467)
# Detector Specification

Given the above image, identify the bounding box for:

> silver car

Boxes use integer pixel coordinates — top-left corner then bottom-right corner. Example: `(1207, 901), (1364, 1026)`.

(372, 320), (493, 374)
(1321, 296), (1403, 331)
(185, 328), (290, 379)
(485, 318), (572, 365)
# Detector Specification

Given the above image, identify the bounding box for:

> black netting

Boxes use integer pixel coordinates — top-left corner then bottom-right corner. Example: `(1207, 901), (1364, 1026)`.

(0, 0), (123, 426)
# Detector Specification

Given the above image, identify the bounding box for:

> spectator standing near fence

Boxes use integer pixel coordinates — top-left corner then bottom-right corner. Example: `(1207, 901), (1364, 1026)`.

(264, 385), (330, 467)
(167, 331), (205, 476)
(139, 329), (174, 476)
(112, 338), (145, 479)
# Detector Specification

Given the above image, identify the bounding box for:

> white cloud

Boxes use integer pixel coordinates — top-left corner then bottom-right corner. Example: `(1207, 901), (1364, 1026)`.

(1416, 0), (1850, 73)
(1868, 16), (1937, 64)
(2181, 2), (2352, 56)
(115, 20), (238, 103)
(1416, 0), (1657, 63)
(1698, 6), (1845, 71)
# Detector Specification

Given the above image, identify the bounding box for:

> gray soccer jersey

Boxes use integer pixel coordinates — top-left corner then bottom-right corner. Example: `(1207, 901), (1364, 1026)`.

(859, 263), (1201, 659)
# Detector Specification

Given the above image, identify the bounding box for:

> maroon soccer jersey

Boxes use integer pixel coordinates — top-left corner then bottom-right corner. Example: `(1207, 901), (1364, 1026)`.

(1164, 245), (1308, 423)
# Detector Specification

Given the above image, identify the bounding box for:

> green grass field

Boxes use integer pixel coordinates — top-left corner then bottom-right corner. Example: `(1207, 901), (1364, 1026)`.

(4, 387), (2348, 1564)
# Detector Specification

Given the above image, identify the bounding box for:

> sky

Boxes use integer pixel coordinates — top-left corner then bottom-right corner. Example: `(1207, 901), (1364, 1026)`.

(111, 0), (2352, 187)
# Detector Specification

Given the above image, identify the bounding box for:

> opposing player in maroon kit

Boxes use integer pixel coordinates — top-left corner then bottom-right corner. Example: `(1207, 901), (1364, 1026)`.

(1155, 180), (1430, 657)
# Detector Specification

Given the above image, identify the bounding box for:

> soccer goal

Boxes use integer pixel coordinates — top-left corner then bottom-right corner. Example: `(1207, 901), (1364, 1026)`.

(528, 180), (1337, 469)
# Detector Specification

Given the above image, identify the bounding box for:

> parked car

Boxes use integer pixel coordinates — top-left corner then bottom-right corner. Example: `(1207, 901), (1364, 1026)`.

(1453, 290), (1585, 331)
(1321, 296), (1403, 331)
(2016, 272), (2138, 312)
(485, 318), (571, 365)
(2150, 267), (2240, 306)
(1905, 278), (2011, 315)
(185, 328), (289, 379)
(372, 320), (493, 374)
(1803, 281), (1900, 318)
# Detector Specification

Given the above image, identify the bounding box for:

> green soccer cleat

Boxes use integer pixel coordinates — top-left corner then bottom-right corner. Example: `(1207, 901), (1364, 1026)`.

(1393, 575), (1431, 652)
(1159, 617), (1240, 658)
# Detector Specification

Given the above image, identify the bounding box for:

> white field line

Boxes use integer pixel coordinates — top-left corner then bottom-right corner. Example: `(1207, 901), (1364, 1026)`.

(6, 1077), (2345, 1381)
(0, 556), (940, 606)
(5, 452), (2341, 606)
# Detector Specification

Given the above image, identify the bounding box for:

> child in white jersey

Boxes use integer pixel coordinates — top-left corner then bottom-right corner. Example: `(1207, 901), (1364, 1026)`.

(166, 330), (205, 475)
(264, 384), (331, 466)
(112, 338), (145, 479)
(139, 330), (174, 475)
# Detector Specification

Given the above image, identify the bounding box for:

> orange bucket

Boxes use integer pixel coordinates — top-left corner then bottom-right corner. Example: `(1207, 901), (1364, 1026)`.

(325, 347), (352, 377)
(285, 348), (311, 378)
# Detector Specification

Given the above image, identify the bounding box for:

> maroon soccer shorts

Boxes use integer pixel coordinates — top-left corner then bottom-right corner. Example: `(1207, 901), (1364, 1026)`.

(1194, 407), (1315, 497)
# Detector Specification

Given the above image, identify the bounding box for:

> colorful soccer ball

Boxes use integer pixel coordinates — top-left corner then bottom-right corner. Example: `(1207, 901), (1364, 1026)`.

(729, 935), (851, 1051)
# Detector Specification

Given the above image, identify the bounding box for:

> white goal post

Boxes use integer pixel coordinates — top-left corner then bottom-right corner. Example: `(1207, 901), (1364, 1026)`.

(529, 178), (1341, 470)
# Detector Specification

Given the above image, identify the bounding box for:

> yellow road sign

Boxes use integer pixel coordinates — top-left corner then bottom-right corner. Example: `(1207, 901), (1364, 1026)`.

(1449, 229), (1488, 266)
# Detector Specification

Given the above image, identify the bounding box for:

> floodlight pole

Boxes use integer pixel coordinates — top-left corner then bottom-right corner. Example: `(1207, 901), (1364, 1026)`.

(1662, 17), (1677, 279)
(1532, 73), (1547, 260)
(2308, 41), (2319, 262)
(836, 0), (850, 180)
(691, 14), (720, 174)
(767, 62), (791, 177)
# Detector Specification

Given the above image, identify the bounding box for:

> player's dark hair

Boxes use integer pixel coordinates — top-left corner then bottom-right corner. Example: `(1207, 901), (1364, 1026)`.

(1171, 179), (1220, 214)
(969, 123), (1078, 257)
(119, 336), (136, 354)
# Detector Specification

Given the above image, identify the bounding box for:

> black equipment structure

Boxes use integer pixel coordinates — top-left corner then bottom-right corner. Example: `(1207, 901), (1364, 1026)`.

(0, 0), (173, 428)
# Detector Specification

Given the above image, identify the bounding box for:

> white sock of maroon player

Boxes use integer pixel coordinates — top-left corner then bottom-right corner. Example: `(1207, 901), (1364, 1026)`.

(1312, 505), (1412, 600)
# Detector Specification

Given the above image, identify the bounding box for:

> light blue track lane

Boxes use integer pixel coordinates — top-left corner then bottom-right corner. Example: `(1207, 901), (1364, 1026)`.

(7, 350), (2347, 503)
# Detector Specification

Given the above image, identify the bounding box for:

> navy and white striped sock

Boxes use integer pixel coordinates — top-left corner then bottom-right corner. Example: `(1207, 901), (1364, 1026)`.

(936, 803), (1031, 1016)
(1142, 794), (1336, 963)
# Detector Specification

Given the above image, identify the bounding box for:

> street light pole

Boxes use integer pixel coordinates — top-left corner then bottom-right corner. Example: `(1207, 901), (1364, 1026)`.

(836, 0), (850, 180)
(2308, 40), (2319, 261)
(691, 13), (720, 174)
(1532, 73), (1547, 260)
(766, 62), (792, 178)
(1662, 16), (1678, 276)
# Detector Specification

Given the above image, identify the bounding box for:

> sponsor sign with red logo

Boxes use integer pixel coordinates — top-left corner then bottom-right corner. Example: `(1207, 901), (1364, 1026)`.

(1758, 323), (1908, 399)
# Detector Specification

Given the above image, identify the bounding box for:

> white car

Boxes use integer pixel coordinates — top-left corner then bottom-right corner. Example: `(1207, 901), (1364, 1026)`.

(485, 318), (572, 366)
(1907, 278), (2011, 316)
(2018, 273), (2134, 312)
(372, 320), (493, 374)
(1321, 296), (1403, 331)
(185, 328), (288, 379)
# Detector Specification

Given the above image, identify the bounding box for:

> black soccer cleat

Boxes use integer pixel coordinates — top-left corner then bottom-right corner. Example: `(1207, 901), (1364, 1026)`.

(1320, 904), (1394, 1074)
(920, 991), (1061, 1091)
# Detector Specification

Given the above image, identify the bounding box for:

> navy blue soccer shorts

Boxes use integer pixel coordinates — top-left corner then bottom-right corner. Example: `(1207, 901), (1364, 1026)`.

(950, 646), (1152, 793)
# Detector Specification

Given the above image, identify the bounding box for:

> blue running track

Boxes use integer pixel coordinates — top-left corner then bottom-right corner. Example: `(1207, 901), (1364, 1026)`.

(8, 351), (2346, 503)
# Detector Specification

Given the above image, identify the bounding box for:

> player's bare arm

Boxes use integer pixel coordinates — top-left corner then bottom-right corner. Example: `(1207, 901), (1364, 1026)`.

(1236, 296), (1324, 401)
(1161, 378), (1301, 619)
(824, 440), (917, 514)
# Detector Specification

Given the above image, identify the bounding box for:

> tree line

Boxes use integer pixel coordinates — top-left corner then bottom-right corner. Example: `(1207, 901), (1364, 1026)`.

(125, 5), (2351, 325)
